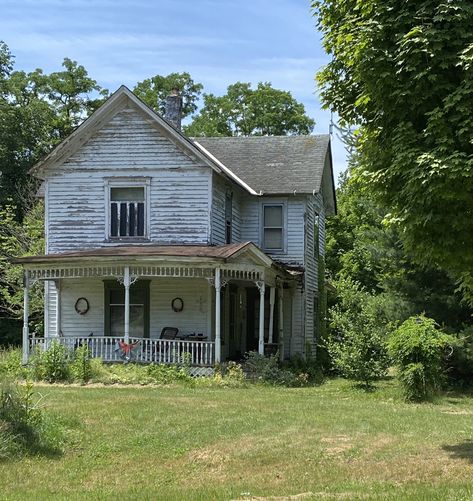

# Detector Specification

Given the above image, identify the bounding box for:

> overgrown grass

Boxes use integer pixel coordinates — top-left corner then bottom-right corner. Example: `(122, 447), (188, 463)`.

(0, 347), (314, 388)
(1, 378), (473, 500)
(0, 380), (70, 461)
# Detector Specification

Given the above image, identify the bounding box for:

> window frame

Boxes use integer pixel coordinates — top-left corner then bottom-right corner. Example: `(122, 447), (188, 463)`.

(260, 202), (287, 253)
(104, 178), (151, 241)
(103, 280), (150, 338)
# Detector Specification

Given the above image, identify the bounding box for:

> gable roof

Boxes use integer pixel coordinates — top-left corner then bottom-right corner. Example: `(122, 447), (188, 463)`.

(194, 135), (332, 195)
(31, 86), (259, 196)
(31, 85), (335, 206)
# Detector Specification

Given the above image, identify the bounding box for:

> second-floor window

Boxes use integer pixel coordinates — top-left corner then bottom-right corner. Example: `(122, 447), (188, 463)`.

(109, 186), (146, 238)
(262, 204), (284, 251)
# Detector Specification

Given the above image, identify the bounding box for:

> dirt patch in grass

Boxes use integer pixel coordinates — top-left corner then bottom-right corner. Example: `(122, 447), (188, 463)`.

(234, 491), (366, 500)
(321, 435), (353, 456)
(440, 409), (473, 416)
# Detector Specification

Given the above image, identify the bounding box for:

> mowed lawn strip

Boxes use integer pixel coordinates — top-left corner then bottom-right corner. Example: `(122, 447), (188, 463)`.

(2, 379), (473, 500)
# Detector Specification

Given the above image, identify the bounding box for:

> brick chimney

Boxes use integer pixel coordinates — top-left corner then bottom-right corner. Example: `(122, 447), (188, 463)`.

(165, 87), (182, 130)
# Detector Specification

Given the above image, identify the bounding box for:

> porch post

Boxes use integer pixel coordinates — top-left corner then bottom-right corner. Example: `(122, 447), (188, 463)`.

(257, 281), (265, 355)
(214, 268), (222, 363)
(124, 266), (130, 343)
(22, 271), (30, 365)
(278, 285), (284, 361)
(268, 286), (276, 344)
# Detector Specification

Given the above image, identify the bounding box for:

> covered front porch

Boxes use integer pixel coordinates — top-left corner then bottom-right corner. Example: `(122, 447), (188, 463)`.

(17, 243), (297, 368)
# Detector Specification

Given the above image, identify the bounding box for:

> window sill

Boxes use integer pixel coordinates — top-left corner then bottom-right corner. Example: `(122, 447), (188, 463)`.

(104, 238), (151, 244)
(263, 248), (286, 254)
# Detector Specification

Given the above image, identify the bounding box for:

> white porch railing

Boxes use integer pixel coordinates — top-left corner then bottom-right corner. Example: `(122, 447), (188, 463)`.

(29, 336), (215, 366)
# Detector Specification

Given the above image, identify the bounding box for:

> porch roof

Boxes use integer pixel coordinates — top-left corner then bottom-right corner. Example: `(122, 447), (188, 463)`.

(14, 242), (255, 264)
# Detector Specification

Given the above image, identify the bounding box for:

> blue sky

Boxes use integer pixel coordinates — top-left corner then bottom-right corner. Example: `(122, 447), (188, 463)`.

(3, 0), (347, 178)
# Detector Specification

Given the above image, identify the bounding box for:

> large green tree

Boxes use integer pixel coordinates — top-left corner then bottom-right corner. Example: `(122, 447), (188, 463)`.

(326, 166), (472, 331)
(0, 42), (107, 212)
(133, 72), (203, 119)
(185, 82), (315, 136)
(313, 0), (473, 300)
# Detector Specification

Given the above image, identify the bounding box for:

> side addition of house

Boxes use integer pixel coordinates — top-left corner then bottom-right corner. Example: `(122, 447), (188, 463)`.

(17, 86), (336, 369)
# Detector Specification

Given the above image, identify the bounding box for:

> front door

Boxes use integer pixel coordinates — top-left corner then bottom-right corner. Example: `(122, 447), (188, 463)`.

(228, 286), (241, 359)
(104, 280), (150, 338)
(246, 287), (259, 352)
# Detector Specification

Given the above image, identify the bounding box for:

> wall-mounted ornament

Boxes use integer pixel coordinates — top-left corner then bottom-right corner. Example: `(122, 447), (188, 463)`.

(75, 297), (89, 315)
(171, 297), (184, 312)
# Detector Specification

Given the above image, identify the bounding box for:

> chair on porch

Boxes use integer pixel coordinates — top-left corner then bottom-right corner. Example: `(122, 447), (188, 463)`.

(145, 327), (179, 363)
(160, 327), (179, 340)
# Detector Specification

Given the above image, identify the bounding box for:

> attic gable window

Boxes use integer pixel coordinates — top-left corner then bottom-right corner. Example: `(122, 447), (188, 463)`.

(106, 179), (150, 240)
(262, 203), (285, 251)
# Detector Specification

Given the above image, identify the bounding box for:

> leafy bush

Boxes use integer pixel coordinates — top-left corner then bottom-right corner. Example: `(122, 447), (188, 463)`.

(146, 363), (192, 385)
(388, 316), (453, 401)
(327, 278), (389, 387)
(0, 347), (28, 380)
(70, 344), (92, 384)
(205, 362), (247, 388)
(446, 326), (473, 387)
(285, 353), (324, 384)
(34, 341), (70, 383)
(243, 351), (300, 386)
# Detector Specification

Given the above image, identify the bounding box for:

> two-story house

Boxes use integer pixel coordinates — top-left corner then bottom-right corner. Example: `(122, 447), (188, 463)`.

(16, 86), (336, 370)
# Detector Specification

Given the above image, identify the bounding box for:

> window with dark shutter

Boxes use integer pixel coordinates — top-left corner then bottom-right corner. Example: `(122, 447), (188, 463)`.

(110, 187), (146, 238)
(262, 204), (284, 251)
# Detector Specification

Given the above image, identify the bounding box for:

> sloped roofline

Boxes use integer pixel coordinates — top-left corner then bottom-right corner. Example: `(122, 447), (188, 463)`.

(13, 241), (273, 268)
(30, 85), (259, 196)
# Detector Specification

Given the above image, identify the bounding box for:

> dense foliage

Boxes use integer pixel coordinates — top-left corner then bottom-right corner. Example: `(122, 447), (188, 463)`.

(0, 201), (45, 339)
(313, 1), (473, 302)
(0, 346), (314, 388)
(388, 316), (453, 400)
(327, 277), (389, 386)
(0, 42), (107, 213)
(326, 170), (472, 332)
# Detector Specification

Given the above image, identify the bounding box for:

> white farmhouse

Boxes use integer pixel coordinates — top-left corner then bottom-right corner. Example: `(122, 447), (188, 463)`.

(16, 86), (336, 370)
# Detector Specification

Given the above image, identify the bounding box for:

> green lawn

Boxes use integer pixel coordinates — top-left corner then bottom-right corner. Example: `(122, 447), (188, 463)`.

(2, 379), (473, 500)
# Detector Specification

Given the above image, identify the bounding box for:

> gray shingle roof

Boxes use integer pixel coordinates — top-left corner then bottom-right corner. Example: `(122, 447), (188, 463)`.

(194, 134), (330, 194)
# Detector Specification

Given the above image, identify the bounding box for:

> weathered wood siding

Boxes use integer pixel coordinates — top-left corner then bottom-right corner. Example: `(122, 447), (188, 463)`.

(45, 281), (58, 337)
(59, 279), (105, 336)
(290, 284), (304, 356)
(149, 278), (210, 338)
(283, 288), (293, 357)
(304, 192), (326, 354)
(45, 106), (212, 253)
(211, 173), (242, 245)
(55, 278), (211, 339)
(239, 195), (306, 266)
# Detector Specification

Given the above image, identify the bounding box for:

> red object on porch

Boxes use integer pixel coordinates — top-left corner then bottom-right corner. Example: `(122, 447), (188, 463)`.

(119, 340), (140, 355)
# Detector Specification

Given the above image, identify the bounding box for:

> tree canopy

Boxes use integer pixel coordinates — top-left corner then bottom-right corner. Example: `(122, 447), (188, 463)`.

(185, 82), (315, 136)
(133, 72), (203, 119)
(326, 167), (472, 332)
(0, 42), (107, 213)
(313, 0), (473, 301)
